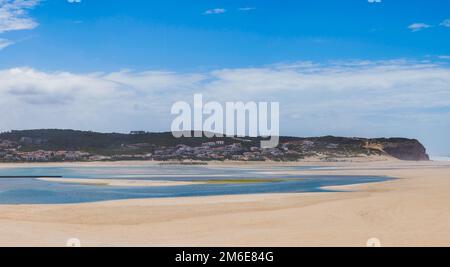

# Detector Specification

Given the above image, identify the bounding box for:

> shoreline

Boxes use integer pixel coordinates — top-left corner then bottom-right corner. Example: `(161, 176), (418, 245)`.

(0, 154), (402, 168)
(0, 156), (440, 168)
(0, 158), (448, 172)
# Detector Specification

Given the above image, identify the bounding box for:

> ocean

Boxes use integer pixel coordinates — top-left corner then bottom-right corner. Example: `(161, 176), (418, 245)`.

(430, 156), (450, 162)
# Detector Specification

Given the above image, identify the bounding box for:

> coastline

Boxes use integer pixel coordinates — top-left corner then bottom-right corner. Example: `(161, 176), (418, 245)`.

(0, 155), (399, 169)
(0, 160), (449, 247)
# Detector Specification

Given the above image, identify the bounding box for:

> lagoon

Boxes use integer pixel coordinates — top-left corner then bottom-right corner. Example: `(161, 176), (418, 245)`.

(0, 165), (391, 204)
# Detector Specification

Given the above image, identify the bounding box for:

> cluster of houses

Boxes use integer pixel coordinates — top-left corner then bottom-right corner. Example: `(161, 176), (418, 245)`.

(0, 137), (309, 162)
(0, 138), (89, 162)
(152, 141), (299, 161)
(0, 149), (91, 162)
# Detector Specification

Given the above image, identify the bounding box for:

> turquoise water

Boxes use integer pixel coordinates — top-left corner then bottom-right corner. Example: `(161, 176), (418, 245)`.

(0, 165), (391, 204)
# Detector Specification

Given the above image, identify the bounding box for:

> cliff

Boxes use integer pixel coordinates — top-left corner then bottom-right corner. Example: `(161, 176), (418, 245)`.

(370, 138), (430, 161)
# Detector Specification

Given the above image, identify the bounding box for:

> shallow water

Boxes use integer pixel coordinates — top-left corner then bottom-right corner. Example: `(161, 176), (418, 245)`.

(0, 165), (391, 204)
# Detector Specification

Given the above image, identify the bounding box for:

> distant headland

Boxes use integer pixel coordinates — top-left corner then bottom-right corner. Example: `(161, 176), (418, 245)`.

(0, 129), (429, 163)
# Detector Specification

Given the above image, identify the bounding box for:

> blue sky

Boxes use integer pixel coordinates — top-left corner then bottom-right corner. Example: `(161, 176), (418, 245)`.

(0, 0), (450, 155)
(2, 0), (450, 71)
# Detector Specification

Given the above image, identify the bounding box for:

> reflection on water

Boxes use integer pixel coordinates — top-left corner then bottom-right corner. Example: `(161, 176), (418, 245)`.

(0, 165), (391, 204)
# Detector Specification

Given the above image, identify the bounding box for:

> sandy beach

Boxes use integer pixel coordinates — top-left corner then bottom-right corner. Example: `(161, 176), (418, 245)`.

(0, 160), (449, 247)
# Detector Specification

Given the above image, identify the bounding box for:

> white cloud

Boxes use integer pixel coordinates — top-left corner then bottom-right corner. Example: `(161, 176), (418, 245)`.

(368, 0), (382, 3)
(0, 38), (13, 49)
(440, 19), (450, 28)
(408, 23), (432, 32)
(67, 0), (81, 4)
(1, 60), (450, 139)
(439, 55), (450, 60)
(0, 0), (40, 33)
(238, 7), (256, 11)
(203, 8), (226, 15)
(205, 60), (450, 104)
(0, 67), (207, 130)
